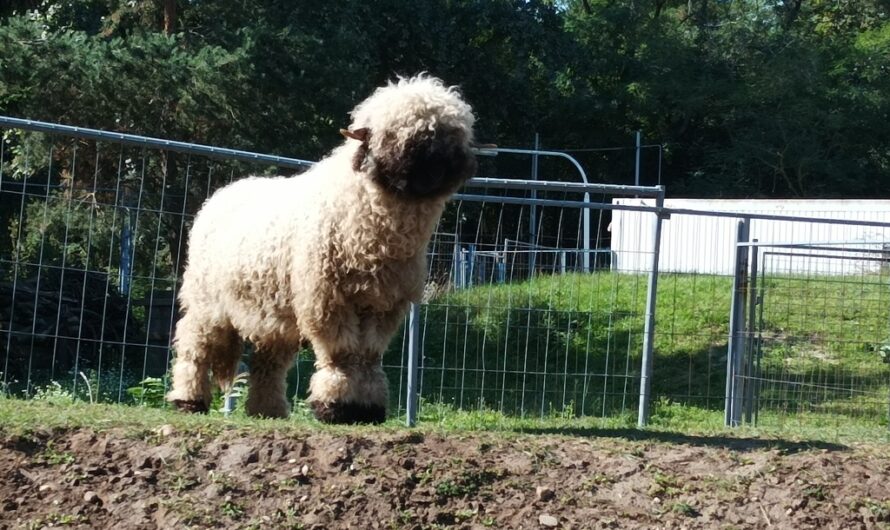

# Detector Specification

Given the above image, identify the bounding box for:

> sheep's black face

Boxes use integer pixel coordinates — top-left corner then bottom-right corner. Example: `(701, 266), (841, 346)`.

(365, 126), (477, 200)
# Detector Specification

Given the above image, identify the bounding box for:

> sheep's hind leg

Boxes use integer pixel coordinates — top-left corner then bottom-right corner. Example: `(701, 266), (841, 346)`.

(167, 316), (241, 414)
(245, 345), (296, 419)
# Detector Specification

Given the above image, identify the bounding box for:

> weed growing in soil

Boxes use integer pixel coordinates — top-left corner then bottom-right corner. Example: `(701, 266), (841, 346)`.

(435, 468), (502, 499)
(221, 500), (245, 519)
(26, 513), (87, 528)
(671, 502), (700, 517)
(40, 441), (75, 465)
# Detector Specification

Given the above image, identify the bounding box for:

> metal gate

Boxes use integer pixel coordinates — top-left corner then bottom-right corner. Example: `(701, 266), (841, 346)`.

(727, 229), (890, 429)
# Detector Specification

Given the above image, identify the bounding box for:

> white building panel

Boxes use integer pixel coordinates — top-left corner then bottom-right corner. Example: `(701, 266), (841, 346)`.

(611, 199), (890, 275)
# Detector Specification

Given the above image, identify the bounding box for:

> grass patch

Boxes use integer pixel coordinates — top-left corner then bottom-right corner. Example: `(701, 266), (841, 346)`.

(6, 270), (889, 441)
(1, 395), (889, 447)
(376, 271), (890, 435)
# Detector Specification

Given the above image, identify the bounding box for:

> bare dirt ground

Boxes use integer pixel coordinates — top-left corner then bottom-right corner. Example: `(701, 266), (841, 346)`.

(2, 425), (890, 529)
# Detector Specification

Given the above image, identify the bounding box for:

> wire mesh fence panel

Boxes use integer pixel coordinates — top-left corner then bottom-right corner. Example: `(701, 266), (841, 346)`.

(612, 209), (737, 418)
(0, 127), (305, 405)
(11, 117), (888, 433)
(613, 206), (890, 429)
(743, 244), (890, 430)
(389, 187), (661, 421)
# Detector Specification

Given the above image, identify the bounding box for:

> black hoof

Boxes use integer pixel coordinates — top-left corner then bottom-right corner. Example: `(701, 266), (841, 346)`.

(172, 399), (209, 414)
(310, 401), (386, 424)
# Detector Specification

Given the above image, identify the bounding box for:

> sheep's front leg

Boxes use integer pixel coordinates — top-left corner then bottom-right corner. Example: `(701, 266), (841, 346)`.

(245, 345), (297, 419)
(308, 359), (388, 424)
(306, 307), (405, 424)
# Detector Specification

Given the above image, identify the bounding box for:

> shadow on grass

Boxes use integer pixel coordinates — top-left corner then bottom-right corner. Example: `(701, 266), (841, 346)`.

(512, 426), (849, 453)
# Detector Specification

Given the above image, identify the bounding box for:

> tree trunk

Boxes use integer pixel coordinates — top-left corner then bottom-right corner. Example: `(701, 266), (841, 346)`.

(163, 0), (176, 35)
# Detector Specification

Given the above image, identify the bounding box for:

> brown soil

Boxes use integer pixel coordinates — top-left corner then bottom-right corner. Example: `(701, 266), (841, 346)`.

(1, 426), (889, 529)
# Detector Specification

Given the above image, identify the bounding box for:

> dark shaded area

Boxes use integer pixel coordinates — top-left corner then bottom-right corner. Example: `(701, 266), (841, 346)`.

(515, 426), (849, 454)
(0, 270), (147, 386)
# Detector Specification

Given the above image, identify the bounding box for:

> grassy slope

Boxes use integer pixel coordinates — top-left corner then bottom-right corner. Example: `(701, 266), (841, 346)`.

(396, 271), (889, 430)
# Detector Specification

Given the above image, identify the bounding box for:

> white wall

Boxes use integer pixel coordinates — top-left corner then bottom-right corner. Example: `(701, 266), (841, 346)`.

(610, 199), (890, 275)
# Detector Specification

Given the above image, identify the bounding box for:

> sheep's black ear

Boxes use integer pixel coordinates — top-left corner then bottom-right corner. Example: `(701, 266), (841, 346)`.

(340, 128), (370, 143)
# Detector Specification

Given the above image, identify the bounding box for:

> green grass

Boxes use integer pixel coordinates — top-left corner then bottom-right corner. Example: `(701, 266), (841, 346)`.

(7, 270), (889, 442)
(2, 395), (888, 446)
(379, 271), (890, 435)
(390, 272), (732, 417)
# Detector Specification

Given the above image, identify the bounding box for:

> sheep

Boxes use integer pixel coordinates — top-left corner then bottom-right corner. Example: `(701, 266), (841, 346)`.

(166, 75), (479, 423)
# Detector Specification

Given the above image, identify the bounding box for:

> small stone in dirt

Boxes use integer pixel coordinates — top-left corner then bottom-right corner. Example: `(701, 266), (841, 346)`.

(38, 484), (54, 493)
(19, 469), (38, 483)
(536, 486), (555, 502)
(155, 424), (175, 437)
(205, 484), (224, 498)
(83, 491), (102, 505)
(539, 514), (558, 527)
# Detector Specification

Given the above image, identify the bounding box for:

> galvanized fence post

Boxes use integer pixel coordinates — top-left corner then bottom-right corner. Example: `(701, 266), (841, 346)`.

(406, 302), (422, 426)
(743, 240), (760, 424)
(725, 219), (750, 427)
(637, 187), (666, 427)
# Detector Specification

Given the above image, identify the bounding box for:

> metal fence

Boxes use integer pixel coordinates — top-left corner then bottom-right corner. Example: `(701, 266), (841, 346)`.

(725, 234), (890, 430)
(401, 175), (665, 426)
(0, 116), (314, 406)
(2, 115), (889, 434)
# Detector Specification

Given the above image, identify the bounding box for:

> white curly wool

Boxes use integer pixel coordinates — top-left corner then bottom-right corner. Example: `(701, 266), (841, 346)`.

(167, 75), (477, 423)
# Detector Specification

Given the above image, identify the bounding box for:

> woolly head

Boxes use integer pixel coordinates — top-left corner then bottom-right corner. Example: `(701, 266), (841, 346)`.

(342, 75), (478, 200)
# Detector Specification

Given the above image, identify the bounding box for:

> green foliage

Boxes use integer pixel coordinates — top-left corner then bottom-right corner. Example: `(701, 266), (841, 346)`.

(8, 187), (173, 289)
(650, 397), (723, 431)
(31, 380), (76, 405)
(127, 376), (168, 407)
(1, 0), (889, 439)
(126, 370), (251, 412)
(0, 0), (884, 198)
(213, 371), (249, 414)
(671, 502), (700, 517)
